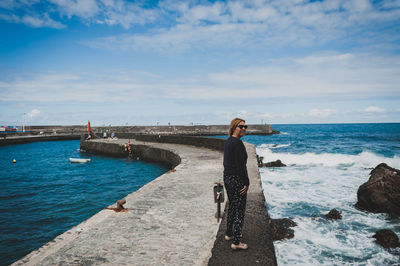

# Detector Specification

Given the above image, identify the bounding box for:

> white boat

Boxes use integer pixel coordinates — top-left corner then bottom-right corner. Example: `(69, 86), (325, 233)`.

(69, 158), (91, 163)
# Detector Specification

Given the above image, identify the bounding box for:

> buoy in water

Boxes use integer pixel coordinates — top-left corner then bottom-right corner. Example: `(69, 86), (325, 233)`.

(13, 159), (16, 163)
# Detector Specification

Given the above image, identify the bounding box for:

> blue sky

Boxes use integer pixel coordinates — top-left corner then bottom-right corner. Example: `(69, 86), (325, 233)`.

(0, 0), (399, 126)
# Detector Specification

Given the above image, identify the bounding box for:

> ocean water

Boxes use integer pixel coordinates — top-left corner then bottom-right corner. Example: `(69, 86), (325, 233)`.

(242, 123), (400, 265)
(0, 140), (168, 266)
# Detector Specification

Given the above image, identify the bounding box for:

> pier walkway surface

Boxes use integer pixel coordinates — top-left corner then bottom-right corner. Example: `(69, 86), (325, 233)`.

(13, 138), (276, 265)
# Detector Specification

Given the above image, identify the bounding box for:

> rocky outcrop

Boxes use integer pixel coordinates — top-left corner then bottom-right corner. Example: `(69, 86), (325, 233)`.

(355, 163), (400, 217)
(325, 209), (342, 220)
(263, 160), (286, 168)
(269, 218), (296, 241)
(257, 155), (264, 167)
(257, 156), (286, 168)
(373, 229), (400, 249)
(260, 160), (286, 168)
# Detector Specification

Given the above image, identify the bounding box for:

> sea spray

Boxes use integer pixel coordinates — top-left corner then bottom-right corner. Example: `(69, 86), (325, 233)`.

(258, 150), (400, 264)
(257, 147), (400, 169)
(241, 124), (400, 265)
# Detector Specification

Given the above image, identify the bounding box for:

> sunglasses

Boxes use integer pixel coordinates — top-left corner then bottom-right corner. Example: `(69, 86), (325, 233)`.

(237, 125), (248, 129)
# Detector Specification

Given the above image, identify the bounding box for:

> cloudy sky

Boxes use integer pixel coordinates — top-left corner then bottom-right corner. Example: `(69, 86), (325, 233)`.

(0, 0), (399, 126)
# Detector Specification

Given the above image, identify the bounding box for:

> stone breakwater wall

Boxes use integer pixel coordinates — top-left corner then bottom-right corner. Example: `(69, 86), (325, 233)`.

(0, 124), (276, 145)
(120, 134), (226, 151)
(97, 124), (274, 136)
(4, 124), (275, 136)
(0, 134), (81, 146)
(81, 138), (181, 169)
(80, 135), (224, 168)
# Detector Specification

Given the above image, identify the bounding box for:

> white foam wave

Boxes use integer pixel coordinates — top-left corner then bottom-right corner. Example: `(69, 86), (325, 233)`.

(274, 214), (398, 265)
(256, 147), (400, 169)
(259, 147), (400, 265)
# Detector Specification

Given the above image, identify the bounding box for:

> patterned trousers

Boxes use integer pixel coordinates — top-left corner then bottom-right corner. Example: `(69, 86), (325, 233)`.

(223, 174), (247, 245)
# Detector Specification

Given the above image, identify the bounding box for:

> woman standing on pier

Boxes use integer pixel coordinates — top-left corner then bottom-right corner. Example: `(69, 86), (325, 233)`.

(223, 118), (249, 250)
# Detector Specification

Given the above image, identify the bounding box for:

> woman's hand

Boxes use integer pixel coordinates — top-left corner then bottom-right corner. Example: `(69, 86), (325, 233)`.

(240, 185), (248, 195)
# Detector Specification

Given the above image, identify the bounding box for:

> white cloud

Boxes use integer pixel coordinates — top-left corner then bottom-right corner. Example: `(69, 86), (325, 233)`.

(178, 1), (227, 24)
(0, 0), (16, 9)
(0, 0), (40, 10)
(215, 110), (233, 121)
(215, 111), (294, 124)
(382, 0), (400, 9)
(27, 109), (41, 118)
(49, 0), (100, 19)
(0, 12), (66, 29)
(258, 112), (273, 119)
(22, 13), (66, 29)
(294, 53), (355, 65)
(2, 0), (399, 48)
(21, 109), (48, 124)
(82, 0), (400, 52)
(343, 0), (373, 12)
(1, 1), (400, 125)
(0, 0), (157, 29)
(363, 106), (385, 113)
(237, 110), (250, 119)
(257, 112), (294, 119)
(205, 53), (400, 100)
(1, 52), (399, 103)
(0, 13), (19, 23)
(0, 72), (159, 103)
(84, 22), (267, 52)
(228, 1), (278, 23)
(308, 109), (338, 117)
(280, 113), (294, 119)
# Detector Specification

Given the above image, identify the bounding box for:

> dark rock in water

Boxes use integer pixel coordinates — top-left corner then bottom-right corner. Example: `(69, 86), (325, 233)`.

(325, 209), (342, 220)
(269, 218), (296, 241)
(373, 229), (400, 249)
(256, 155), (264, 167)
(256, 156), (286, 168)
(355, 163), (400, 217)
(262, 160), (286, 168)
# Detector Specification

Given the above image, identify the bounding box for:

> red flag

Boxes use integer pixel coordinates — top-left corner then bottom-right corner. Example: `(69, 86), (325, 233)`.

(88, 121), (91, 134)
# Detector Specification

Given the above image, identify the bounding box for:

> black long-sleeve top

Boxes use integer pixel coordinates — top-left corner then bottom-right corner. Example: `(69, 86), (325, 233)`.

(223, 136), (249, 186)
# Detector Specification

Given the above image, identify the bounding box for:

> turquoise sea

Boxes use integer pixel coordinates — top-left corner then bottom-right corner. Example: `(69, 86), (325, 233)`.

(242, 123), (400, 265)
(0, 140), (168, 266)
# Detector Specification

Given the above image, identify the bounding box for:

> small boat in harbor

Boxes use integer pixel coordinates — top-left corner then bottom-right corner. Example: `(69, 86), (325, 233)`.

(69, 158), (91, 163)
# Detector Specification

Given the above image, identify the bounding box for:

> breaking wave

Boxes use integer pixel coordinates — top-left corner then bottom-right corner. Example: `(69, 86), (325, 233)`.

(257, 145), (400, 265)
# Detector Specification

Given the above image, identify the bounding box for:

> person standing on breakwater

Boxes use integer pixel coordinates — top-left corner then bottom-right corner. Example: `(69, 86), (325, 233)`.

(223, 118), (249, 250)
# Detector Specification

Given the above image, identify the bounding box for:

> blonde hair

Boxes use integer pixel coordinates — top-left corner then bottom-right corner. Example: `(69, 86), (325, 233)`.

(228, 117), (245, 137)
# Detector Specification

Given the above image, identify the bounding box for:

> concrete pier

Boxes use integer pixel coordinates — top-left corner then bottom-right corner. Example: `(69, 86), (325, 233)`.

(1, 124), (276, 142)
(0, 134), (81, 146)
(12, 137), (276, 265)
